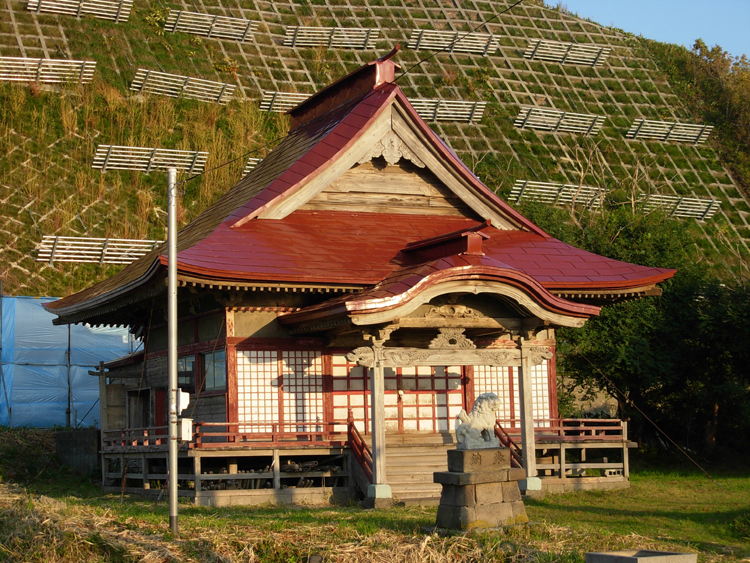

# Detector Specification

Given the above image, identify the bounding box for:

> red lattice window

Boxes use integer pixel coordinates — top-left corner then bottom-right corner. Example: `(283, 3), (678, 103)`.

(235, 349), (323, 432)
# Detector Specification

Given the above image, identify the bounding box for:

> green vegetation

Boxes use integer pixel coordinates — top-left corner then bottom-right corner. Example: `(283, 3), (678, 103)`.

(1, 0), (749, 295)
(516, 196), (750, 455)
(1, 428), (748, 563)
(643, 39), (750, 198)
(0, 79), (287, 295)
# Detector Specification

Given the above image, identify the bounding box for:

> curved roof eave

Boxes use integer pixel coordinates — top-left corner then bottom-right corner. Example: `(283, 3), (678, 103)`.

(279, 262), (602, 329)
(43, 257), (163, 318)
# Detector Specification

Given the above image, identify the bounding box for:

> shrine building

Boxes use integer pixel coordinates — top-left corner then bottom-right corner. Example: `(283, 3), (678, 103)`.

(45, 50), (675, 506)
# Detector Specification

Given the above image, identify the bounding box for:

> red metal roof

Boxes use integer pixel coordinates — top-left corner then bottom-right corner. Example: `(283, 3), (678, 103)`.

(47, 54), (675, 322)
(172, 210), (673, 293)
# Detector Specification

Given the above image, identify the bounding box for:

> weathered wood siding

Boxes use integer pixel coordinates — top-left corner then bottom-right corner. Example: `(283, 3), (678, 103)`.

(300, 160), (479, 217)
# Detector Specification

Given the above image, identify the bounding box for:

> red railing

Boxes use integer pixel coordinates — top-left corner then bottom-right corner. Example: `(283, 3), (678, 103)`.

(494, 422), (523, 468)
(193, 420), (347, 449)
(496, 418), (626, 442)
(102, 426), (169, 448)
(347, 408), (373, 483)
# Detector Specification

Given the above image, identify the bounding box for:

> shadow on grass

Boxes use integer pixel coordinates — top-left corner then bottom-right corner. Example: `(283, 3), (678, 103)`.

(524, 500), (750, 557)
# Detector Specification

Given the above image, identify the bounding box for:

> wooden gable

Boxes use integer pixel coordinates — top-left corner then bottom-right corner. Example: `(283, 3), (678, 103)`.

(300, 159), (480, 218)
(256, 102), (521, 230)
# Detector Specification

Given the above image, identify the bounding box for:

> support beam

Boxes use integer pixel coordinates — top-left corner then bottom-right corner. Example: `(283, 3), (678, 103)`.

(518, 340), (541, 492)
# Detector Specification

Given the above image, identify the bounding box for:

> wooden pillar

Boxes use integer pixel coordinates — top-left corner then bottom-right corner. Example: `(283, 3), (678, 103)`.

(194, 455), (202, 497)
(519, 339), (541, 491)
(364, 327), (396, 501)
(370, 349), (387, 485)
(559, 443), (566, 480)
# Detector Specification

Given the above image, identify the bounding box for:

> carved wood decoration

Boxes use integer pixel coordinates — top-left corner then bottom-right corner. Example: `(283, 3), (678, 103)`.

(428, 327), (476, 349)
(357, 130), (425, 168)
(346, 346), (522, 368)
(346, 328), (552, 368)
(526, 345), (554, 365)
(425, 304), (483, 319)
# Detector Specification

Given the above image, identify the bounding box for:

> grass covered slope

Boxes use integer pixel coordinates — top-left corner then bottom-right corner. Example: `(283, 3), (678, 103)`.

(0, 0), (748, 296)
(0, 428), (748, 562)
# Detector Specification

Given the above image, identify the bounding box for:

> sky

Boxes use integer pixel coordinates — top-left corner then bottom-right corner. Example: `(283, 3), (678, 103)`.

(554, 0), (749, 58)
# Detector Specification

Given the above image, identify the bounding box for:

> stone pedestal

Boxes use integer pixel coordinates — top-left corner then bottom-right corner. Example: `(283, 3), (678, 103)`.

(434, 448), (528, 530)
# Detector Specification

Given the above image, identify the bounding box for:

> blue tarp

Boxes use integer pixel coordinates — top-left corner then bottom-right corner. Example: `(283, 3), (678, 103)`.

(0, 296), (135, 428)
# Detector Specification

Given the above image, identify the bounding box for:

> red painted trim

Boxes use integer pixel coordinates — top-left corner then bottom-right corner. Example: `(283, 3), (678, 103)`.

(144, 339), (226, 361)
(228, 336), (325, 348)
(225, 344), (238, 441)
(280, 264), (603, 329)
(391, 90), (548, 237)
(508, 367), (517, 425)
(464, 365), (475, 409)
(148, 308), (224, 332)
(322, 353), (334, 425)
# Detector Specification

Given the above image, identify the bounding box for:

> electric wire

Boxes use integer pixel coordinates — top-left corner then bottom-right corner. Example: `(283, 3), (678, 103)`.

(580, 353), (728, 493)
(395, 0), (527, 82)
(176, 0), (527, 188)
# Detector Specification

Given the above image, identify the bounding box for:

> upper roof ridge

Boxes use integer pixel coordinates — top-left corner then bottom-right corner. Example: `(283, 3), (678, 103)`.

(288, 46), (401, 131)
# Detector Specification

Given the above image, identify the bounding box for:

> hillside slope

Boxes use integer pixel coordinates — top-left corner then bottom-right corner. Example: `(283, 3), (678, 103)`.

(0, 0), (748, 296)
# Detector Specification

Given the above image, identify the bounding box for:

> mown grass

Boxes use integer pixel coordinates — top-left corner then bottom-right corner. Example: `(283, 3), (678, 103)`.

(1, 428), (748, 563)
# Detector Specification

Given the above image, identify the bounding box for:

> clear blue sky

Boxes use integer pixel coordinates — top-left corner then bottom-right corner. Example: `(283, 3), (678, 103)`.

(552, 0), (749, 58)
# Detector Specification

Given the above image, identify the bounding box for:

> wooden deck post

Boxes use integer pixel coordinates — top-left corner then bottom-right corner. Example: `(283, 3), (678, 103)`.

(194, 455), (202, 496)
(97, 361), (107, 485)
(519, 340), (541, 492)
(272, 450), (281, 489)
(622, 420), (630, 479)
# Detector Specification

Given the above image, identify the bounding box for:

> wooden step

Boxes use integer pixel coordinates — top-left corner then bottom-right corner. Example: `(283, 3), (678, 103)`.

(363, 432), (457, 447)
(377, 440), (452, 503)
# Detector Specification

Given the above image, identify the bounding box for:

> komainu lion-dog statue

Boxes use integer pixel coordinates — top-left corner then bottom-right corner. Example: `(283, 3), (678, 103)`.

(456, 392), (502, 450)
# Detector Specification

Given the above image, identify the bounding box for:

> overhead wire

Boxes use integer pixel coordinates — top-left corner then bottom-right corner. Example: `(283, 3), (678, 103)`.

(176, 0), (527, 188)
(579, 353), (728, 493)
(395, 0), (527, 82)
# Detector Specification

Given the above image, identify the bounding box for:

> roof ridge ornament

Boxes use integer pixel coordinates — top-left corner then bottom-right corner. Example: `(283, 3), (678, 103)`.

(357, 129), (425, 168)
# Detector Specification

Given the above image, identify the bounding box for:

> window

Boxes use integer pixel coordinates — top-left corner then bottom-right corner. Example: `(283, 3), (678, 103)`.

(177, 355), (196, 392)
(203, 349), (226, 392)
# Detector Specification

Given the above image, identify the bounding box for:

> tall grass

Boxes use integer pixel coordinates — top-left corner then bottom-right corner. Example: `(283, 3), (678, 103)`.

(0, 78), (289, 295)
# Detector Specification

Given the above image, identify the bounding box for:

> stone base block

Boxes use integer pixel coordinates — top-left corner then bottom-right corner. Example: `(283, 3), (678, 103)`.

(367, 484), (392, 499)
(447, 448), (510, 473)
(436, 499), (527, 530)
(434, 448), (528, 531)
(434, 467), (526, 486)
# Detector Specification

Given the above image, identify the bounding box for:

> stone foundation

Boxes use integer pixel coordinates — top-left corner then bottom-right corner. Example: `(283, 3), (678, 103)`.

(434, 448), (528, 530)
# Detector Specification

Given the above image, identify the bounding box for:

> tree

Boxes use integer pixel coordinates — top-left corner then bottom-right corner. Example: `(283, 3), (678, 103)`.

(520, 200), (750, 454)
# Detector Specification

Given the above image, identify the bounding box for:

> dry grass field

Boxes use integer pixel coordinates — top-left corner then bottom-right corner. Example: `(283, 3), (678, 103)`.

(1, 428), (748, 563)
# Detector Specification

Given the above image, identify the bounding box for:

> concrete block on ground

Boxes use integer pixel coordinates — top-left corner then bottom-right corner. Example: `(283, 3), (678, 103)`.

(586, 551), (697, 563)
(439, 483), (476, 507)
(502, 481), (522, 502)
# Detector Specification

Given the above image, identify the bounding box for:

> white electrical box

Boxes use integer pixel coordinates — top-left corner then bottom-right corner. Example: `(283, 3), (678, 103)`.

(180, 418), (193, 442)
